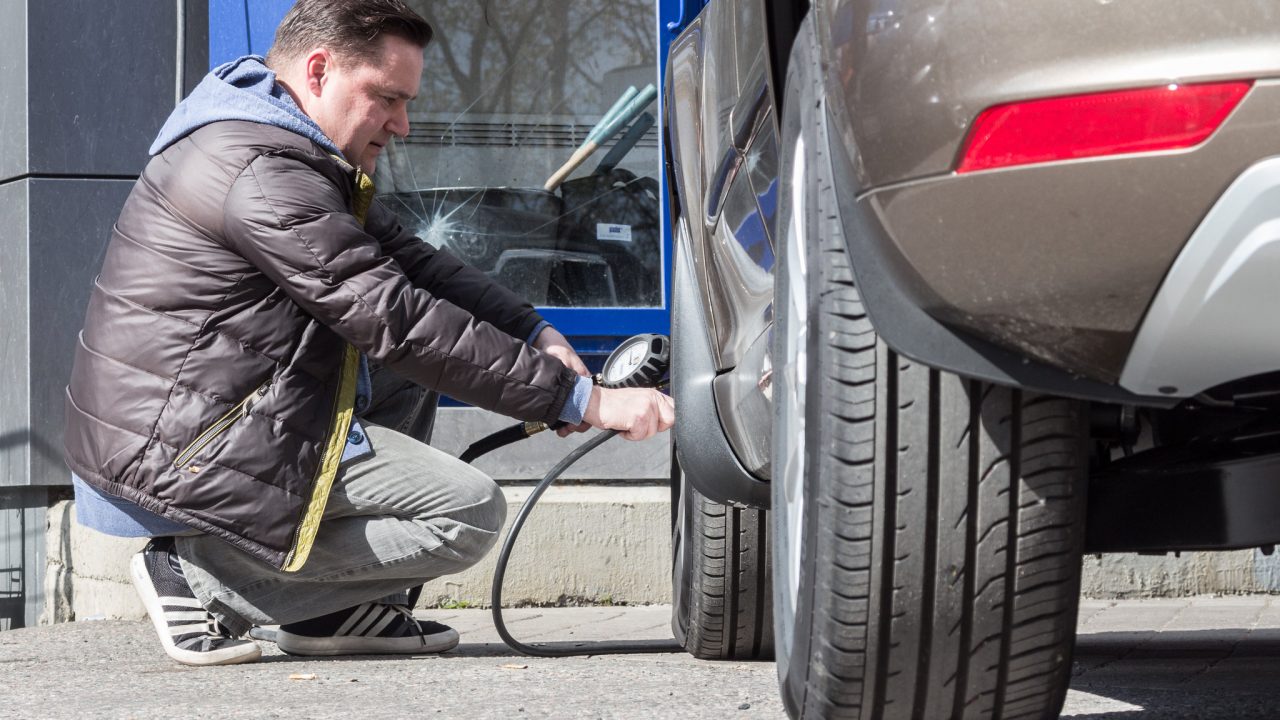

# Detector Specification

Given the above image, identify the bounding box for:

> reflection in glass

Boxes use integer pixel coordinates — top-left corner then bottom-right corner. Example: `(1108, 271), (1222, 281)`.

(376, 0), (663, 308)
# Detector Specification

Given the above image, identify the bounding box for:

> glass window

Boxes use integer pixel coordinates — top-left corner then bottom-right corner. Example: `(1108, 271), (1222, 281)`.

(376, 0), (663, 309)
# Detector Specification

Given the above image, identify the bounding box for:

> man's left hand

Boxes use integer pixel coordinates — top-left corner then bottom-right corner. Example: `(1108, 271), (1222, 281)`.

(533, 326), (590, 377)
(532, 327), (593, 437)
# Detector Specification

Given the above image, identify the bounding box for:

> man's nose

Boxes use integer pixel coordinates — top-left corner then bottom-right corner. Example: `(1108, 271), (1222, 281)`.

(388, 105), (410, 138)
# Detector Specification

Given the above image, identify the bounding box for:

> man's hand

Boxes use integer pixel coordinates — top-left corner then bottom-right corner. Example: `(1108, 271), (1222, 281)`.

(533, 326), (589, 378)
(532, 326), (594, 437)
(584, 386), (675, 441)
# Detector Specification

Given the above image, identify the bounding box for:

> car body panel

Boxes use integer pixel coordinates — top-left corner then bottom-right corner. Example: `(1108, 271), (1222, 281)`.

(866, 80), (1280, 382)
(667, 0), (779, 493)
(1121, 154), (1280, 397)
(807, 0), (1280, 385)
(711, 326), (773, 479)
(671, 221), (772, 507)
(668, 0), (778, 375)
(816, 0), (1280, 190)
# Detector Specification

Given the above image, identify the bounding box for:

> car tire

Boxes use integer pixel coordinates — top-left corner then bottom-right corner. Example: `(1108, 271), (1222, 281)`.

(770, 16), (1089, 720)
(671, 445), (775, 660)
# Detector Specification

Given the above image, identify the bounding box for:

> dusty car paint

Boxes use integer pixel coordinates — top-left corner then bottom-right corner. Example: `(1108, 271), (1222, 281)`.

(868, 80), (1280, 381)
(667, 1), (779, 375)
(813, 0), (1280, 381)
(667, 0), (782, 481)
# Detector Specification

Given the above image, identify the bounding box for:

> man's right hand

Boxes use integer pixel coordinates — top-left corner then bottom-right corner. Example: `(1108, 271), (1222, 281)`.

(584, 386), (675, 441)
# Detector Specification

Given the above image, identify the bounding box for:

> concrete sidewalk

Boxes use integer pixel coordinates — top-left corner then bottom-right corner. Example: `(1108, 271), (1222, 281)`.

(7, 599), (1280, 719)
(1068, 597), (1280, 719)
(0, 605), (781, 720)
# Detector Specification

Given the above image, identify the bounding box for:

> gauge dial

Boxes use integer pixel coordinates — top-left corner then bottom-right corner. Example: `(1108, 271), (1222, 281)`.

(605, 339), (650, 384)
(599, 334), (670, 389)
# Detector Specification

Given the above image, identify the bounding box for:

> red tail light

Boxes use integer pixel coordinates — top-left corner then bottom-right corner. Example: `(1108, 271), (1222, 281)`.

(956, 81), (1253, 174)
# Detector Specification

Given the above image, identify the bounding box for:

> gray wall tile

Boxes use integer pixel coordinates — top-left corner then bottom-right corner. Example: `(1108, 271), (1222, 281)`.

(27, 179), (134, 487)
(0, 179), (133, 489)
(27, 2), (178, 176)
(0, 488), (46, 629)
(0, 2), (28, 182)
(0, 181), (31, 488)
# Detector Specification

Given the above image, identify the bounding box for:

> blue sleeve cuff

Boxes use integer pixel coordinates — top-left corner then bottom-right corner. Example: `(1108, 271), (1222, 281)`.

(557, 375), (594, 425)
(526, 320), (552, 346)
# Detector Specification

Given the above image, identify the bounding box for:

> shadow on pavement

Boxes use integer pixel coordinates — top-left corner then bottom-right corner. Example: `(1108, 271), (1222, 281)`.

(254, 639), (683, 662)
(1066, 628), (1280, 719)
(252, 643), (543, 662)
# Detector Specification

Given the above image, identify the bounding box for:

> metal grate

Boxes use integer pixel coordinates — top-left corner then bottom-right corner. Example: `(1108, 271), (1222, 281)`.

(0, 492), (26, 631)
(404, 121), (659, 150)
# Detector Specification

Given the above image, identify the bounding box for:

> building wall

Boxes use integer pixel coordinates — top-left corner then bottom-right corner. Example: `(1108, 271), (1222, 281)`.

(0, 0), (208, 628)
(0, 0), (675, 628)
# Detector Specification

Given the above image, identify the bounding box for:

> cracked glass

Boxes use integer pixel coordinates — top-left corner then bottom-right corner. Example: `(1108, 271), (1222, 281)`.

(376, 0), (663, 308)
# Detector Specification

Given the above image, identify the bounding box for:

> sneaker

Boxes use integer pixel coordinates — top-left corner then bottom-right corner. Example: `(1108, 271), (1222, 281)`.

(129, 537), (261, 666)
(275, 602), (459, 656)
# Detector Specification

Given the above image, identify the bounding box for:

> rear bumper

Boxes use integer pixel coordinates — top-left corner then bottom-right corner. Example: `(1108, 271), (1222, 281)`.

(1119, 155), (1280, 398)
(828, 79), (1280, 403)
(820, 96), (1175, 406)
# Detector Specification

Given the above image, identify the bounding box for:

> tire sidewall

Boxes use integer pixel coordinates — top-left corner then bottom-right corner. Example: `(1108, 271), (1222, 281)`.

(769, 16), (1086, 720)
(772, 15), (825, 713)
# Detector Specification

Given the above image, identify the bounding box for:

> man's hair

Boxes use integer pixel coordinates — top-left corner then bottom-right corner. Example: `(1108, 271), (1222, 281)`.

(266, 0), (432, 68)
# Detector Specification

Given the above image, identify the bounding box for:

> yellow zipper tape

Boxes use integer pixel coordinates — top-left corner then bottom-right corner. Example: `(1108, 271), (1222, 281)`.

(282, 160), (374, 571)
(282, 343), (359, 572)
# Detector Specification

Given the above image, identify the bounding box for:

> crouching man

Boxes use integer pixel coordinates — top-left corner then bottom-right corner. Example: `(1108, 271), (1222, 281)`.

(63, 0), (673, 666)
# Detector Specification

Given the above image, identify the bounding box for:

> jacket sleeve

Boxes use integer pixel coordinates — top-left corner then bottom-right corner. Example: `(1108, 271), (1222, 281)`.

(365, 200), (548, 343)
(220, 150), (576, 422)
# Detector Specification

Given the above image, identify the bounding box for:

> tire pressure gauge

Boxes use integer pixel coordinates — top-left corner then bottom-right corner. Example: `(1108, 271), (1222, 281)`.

(458, 333), (671, 464)
(598, 333), (670, 389)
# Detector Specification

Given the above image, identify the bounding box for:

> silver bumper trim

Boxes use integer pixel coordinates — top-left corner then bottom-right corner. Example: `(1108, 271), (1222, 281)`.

(1120, 155), (1280, 397)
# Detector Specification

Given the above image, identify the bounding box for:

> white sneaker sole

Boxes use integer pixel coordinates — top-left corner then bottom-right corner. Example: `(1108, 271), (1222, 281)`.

(275, 626), (460, 656)
(129, 552), (261, 666)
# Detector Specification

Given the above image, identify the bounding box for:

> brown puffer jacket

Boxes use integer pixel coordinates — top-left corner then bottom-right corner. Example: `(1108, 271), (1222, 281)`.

(64, 120), (577, 570)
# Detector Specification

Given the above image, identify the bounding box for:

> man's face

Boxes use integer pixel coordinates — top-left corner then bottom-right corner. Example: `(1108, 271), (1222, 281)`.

(308, 35), (423, 173)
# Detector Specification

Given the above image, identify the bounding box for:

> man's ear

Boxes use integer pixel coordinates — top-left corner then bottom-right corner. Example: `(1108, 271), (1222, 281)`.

(303, 48), (331, 97)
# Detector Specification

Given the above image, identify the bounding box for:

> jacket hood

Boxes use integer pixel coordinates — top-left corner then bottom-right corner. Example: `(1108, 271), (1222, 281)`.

(149, 55), (342, 157)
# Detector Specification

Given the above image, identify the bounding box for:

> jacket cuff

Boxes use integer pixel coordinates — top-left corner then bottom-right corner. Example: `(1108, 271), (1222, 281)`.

(556, 375), (594, 425)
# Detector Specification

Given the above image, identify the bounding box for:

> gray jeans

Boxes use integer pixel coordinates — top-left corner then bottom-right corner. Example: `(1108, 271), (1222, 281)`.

(175, 365), (505, 636)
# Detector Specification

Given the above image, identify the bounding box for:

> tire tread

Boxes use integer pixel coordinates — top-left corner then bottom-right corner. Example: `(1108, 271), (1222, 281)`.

(676, 474), (776, 661)
(785, 124), (1085, 720)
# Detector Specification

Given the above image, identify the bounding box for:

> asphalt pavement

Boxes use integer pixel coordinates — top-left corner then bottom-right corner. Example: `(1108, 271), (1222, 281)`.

(1068, 597), (1280, 719)
(5, 598), (1280, 719)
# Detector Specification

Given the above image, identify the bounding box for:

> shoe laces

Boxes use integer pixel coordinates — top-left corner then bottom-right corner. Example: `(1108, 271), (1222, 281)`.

(385, 603), (427, 646)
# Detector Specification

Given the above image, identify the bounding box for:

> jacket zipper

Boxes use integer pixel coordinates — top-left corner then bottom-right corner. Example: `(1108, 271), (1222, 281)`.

(173, 381), (271, 469)
(281, 344), (359, 571)
(280, 159), (367, 571)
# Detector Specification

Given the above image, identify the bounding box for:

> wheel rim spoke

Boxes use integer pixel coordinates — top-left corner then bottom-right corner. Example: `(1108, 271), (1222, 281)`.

(778, 135), (809, 656)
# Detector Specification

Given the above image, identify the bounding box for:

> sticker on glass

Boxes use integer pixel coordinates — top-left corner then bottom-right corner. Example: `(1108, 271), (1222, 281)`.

(597, 223), (633, 243)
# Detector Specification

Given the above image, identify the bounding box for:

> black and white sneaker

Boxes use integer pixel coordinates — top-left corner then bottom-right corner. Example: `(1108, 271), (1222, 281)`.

(275, 602), (459, 656)
(129, 537), (261, 666)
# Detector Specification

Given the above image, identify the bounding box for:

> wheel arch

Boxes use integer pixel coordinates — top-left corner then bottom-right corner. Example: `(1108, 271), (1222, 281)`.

(671, 228), (771, 509)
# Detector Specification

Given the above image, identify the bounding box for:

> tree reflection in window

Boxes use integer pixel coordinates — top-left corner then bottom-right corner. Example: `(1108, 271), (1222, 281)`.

(375, 0), (663, 309)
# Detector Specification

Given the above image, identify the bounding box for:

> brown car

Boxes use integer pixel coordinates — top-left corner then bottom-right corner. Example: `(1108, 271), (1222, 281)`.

(664, 1), (1280, 717)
